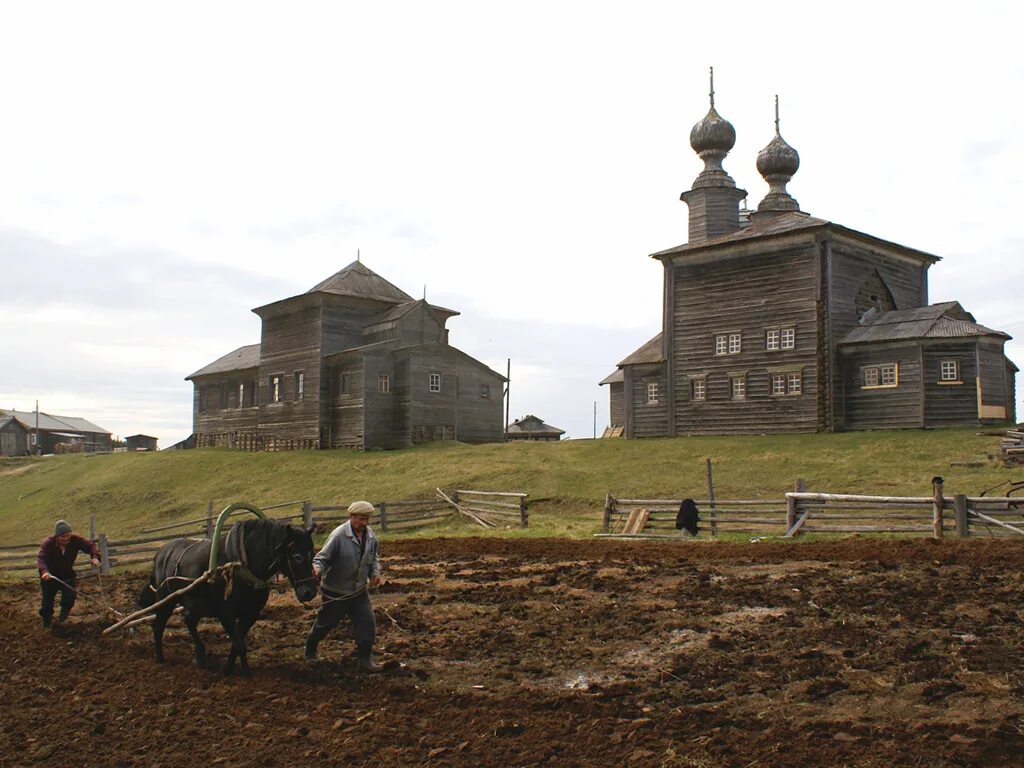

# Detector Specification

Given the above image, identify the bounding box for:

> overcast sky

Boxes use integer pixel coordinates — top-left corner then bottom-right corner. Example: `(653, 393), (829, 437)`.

(2, 1), (1022, 447)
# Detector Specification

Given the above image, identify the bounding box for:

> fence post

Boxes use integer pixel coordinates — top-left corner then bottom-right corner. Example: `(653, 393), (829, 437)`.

(706, 458), (717, 538)
(931, 476), (945, 540)
(378, 501), (388, 533)
(786, 479), (805, 532)
(98, 533), (111, 575)
(603, 492), (614, 532)
(954, 494), (969, 539)
(206, 501), (214, 539)
(302, 500), (313, 530)
(519, 495), (528, 528)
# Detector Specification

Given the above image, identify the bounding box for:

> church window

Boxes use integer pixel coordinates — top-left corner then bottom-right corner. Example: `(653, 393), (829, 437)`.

(294, 372), (304, 401)
(715, 334), (728, 355)
(771, 373), (786, 395)
(429, 373), (441, 393)
(940, 360), (959, 382)
(781, 328), (795, 349)
(238, 382), (245, 408)
(270, 374), (283, 402)
(863, 364), (898, 388)
(787, 371), (802, 394)
(377, 373), (391, 394)
(647, 382), (659, 404)
(766, 329), (780, 350)
(691, 377), (706, 401)
(728, 333), (742, 354)
(730, 375), (746, 400)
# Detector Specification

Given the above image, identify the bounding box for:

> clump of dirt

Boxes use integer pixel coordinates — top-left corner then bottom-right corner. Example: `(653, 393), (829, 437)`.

(2, 537), (1023, 767)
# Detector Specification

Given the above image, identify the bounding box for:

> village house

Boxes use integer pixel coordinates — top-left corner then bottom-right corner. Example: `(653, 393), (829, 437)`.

(0, 409), (112, 454)
(125, 434), (159, 452)
(505, 415), (565, 442)
(186, 261), (507, 450)
(602, 78), (1016, 437)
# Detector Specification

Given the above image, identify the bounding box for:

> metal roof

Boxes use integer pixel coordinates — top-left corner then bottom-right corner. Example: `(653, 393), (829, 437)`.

(0, 409), (110, 435)
(186, 344), (261, 379)
(840, 302), (1010, 345)
(617, 333), (664, 367)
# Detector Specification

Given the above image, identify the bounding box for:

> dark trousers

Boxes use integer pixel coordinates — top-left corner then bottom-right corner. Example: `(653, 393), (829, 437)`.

(306, 589), (376, 651)
(39, 576), (76, 624)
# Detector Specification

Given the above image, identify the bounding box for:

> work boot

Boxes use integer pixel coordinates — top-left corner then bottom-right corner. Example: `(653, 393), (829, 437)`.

(56, 612), (69, 625)
(356, 646), (383, 673)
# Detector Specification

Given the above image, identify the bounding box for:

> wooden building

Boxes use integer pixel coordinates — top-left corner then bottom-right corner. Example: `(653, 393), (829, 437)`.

(0, 415), (29, 456)
(0, 409), (112, 454)
(505, 415), (565, 441)
(187, 261), (507, 450)
(602, 82), (1016, 436)
(125, 434), (159, 452)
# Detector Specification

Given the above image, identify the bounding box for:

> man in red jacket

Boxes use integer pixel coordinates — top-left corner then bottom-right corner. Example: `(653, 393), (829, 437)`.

(37, 520), (100, 628)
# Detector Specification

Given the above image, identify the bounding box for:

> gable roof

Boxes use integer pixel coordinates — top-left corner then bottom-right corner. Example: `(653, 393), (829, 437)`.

(618, 333), (664, 367)
(307, 261), (413, 303)
(840, 302), (1010, 345)
(364, 298), (460, 333)
(186, 344), (261, 380)
(599, 369), (624, 385)
(651, 211), (941, 264)
(0, 415), (29, 432)
(0, 409), (109, 435)
(507, 415), (565, 436)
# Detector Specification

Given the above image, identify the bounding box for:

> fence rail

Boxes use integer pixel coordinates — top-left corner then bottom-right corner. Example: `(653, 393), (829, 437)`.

(2, 489), (529, 576)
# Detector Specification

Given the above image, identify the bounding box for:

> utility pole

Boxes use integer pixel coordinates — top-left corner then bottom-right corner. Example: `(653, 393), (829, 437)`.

(504, 359), (511, 442)
(34, 400), (39, 455)
(593, 401), (597, 439)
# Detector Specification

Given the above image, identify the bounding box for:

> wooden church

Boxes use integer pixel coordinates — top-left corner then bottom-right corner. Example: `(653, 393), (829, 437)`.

(602, 76), (1016, 437)
(187, 261), (506, 450)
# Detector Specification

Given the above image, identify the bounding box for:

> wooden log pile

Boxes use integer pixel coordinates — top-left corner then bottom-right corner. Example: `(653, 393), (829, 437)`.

(996, 429), (1024, 466)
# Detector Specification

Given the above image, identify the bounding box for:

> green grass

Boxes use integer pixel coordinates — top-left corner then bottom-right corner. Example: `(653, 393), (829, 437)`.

(0, 428), (1015, 544)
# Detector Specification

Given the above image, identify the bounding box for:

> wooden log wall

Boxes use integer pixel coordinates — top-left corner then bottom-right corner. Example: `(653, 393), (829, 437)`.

(922, 341), (979, 426)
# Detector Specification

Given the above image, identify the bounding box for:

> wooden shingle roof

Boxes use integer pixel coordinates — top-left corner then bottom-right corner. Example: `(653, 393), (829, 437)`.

(186, 344), (261, 379)
(307, 261), (413, 303)
(840, 302), (1010, 345)
(617, 333), (664, 367)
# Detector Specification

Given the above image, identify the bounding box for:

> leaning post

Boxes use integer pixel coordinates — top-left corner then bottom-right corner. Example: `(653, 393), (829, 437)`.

(378, 501), (388, 533)
(519, 495), (528, 528)
(954, 494), (969, 539)
(706, 458), (717, 538)
(98, 533), (111, 575)
(603, 492), (614, 532)
(302, 500), (313, 530)
(931, 476), (945, 540)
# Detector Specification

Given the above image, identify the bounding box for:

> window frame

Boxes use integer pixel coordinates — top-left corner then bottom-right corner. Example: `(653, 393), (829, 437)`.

(862, 363), (898, 389)
(480, 383), (490, 399)
(238, 382), (245, 409)
(294, 371), (305, 401)
(939, 359), (961, 383)
(429, 372), (441, 393)
(770, 373), (786, 395)
(766, 328), (781, 351)
(690, 376), (706, 402)
(715, 334), (728, 356)
(270, 374), (284, 403)
(377, 372), (391, 395)
(781, 327), (795, 350)
(730, 375), (746, 400)
(728, 332), (742, 354)
(787, 371), (802, 395)
(646, 382), (659, 405)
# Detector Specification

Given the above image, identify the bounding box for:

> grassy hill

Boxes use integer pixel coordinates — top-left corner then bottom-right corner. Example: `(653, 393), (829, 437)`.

(0, 428), (1015, 544)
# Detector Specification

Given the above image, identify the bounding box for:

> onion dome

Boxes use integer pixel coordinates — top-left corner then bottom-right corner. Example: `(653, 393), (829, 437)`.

(688, 67), (739, 189)
(756, 96), (801, 213)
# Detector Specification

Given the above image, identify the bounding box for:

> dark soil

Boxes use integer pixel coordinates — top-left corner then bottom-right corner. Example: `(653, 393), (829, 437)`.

(3, 537), (1024, 767)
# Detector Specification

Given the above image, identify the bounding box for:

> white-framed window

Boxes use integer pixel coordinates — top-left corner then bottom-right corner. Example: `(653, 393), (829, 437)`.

(647, 382), (659, 404)
(781, 328), (795, 350)
(766, 329), (780, 351)
(730, 375), (746, 400)
(715, 334), (728, 355)
(771, 373), (786, 395)
(294, 371), (305, 401)
(270, 374), (283, 402)
(429, 372), (441, 393)
(787, 371), (802, 394)
(940, 359), (959, 382)
(377, 373), (391, 394)
(863, 364), (898, 388)
(728, 333), (742, 354)
(480, 384), (490, 399)
(238, 382), (245, 408)
(691, 378), (706, 401)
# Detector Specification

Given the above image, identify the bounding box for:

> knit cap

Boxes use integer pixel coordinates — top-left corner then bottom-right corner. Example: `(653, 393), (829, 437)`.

(54, 520), (72, 536)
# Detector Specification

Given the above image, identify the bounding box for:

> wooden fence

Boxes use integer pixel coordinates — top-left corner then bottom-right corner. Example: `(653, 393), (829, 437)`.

(600, 479), (1024, 540)
(0, 489), (528, 577)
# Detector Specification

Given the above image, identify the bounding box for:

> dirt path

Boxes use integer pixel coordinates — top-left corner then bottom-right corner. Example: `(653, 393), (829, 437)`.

(2, 537), (1023, 767)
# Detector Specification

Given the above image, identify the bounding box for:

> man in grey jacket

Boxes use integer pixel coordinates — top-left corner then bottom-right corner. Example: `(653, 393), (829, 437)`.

(304, 500), (383, 672)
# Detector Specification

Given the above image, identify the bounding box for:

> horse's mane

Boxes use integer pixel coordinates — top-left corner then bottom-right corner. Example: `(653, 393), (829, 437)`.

(224, 517), (289, 563)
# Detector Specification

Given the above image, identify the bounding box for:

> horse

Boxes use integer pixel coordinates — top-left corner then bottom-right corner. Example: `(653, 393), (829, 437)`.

(138, 517), (318, 675)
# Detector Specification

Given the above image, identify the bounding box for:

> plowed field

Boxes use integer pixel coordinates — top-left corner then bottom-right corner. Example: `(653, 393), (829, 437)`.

(3, 537), (1024, 767)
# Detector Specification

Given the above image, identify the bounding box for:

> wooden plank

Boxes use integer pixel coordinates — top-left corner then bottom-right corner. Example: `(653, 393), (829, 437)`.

(787, 493), (935, 504)
(454, 490), (527, 499)
(622, 509), (650, 535)
(968, 509), (1024, 536)
(783, 510), (811, 538)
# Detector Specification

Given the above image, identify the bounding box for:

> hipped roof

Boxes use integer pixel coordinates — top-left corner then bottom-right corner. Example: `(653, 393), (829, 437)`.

(617, 333), (664, 367)
(840, 302), (1011, 345)
(186, 344), (261, 380)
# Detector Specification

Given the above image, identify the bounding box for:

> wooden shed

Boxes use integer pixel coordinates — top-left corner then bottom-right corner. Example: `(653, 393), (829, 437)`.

(0, 415), (29, 457)
(125, 434), (159, 452)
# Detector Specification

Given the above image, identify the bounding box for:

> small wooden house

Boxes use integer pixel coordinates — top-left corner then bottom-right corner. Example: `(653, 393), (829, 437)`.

(125, 434), (159, 452)
(0, 415), (29, 456)
(602, 82), (1015, 436)
(187, 261), (507, 450)
(506, 415), (565, 441)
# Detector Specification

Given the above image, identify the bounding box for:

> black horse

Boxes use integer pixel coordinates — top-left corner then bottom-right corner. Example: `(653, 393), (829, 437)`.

(138, 517), (318, 675)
